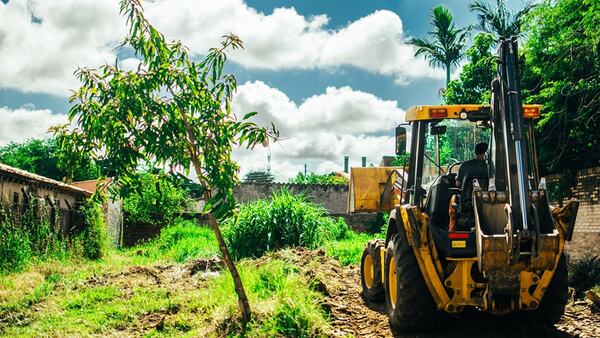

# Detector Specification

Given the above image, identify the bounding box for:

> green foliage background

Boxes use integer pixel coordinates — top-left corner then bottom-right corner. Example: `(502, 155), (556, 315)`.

(289, 172), (348, 185)
(0, 138), (101, 182)
(122, 172), (189, 226)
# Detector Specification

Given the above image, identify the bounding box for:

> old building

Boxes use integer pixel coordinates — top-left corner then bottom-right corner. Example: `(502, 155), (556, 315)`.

(0, 163), (91, 236)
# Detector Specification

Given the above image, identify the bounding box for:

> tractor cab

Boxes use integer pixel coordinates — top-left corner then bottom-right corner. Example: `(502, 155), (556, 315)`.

(396, 104), (542, 258)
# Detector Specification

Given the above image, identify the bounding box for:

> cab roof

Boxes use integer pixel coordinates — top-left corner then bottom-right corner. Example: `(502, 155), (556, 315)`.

(405, 104), (541, 122)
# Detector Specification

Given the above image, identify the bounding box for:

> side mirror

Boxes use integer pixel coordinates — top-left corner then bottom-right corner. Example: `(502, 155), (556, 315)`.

(395, 126), (407, 155)
(431, 125), (447, 135)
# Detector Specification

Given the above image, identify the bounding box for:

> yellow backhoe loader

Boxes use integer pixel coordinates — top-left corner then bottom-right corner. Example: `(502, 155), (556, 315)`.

(353, 38), (579, 329)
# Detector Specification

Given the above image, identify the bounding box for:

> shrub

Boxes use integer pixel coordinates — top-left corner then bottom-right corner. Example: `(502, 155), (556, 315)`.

(223, 189), (349, 259)
(122, 172), (189, 226)
(568, 254), (600, 297)
(75, 200), (108, 260)
(0, 217), (32, 273)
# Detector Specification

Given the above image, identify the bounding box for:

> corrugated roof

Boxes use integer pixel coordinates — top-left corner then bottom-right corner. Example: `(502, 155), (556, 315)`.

(0, 163), (92, 197)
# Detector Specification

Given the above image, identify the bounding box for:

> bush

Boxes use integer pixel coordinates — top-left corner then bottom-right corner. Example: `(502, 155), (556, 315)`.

(75, 200), (108, 260)
(223, 189), (349, 259)
(568, 254), (600, 297)
(122, 172), (190, 226)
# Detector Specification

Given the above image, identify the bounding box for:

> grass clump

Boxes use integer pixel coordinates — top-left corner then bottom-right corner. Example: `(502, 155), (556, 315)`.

(131, 220), (218, 263)
(223, 189), (349, 259)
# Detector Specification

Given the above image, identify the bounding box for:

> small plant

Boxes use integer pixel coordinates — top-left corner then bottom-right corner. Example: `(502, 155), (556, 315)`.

(223, 189), (350, 259)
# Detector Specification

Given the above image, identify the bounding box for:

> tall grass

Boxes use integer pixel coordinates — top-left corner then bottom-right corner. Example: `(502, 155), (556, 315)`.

(130, 220), (218, 263)
(0, 198), (108, 274)
(223, 189), (349, 259)
(0, 200), (67, 273)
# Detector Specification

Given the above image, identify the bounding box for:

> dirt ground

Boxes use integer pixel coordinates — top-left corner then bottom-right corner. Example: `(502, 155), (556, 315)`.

(13, 250), (597, 337)
(284, 248), (600, 338)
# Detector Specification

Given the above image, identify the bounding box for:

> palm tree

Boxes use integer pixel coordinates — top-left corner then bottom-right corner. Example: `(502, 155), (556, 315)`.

(410, 5), (470, 87)
(469, 0), (536, 38)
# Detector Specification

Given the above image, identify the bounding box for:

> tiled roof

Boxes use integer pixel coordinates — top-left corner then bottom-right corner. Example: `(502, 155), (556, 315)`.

(0, 163), (92, 197)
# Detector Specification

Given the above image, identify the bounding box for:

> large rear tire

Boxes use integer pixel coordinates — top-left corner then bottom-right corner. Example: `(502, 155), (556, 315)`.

(527, 254), (569, 324)
(360, 239), (385, 302)
(384, 234), (442, 330)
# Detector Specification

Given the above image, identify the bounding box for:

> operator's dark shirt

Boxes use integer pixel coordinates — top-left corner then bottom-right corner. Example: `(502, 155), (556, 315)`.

(456, 159), (488, 187)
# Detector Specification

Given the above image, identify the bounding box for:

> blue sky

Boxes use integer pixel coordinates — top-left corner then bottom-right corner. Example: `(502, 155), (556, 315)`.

(0, 0), (482, 180)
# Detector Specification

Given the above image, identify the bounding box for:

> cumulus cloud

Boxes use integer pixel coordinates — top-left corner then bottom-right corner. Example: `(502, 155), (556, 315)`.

(0, 106), (67, 145)
(0, 0), (441, 97)
(232, 81), (404, 181)
(0, 0), (124, 96)
(147, 1), (443, 81)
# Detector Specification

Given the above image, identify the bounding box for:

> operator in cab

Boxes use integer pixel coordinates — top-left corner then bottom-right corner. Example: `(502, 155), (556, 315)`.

(455, 142), (488, 188)
(449, 142), (488, 231)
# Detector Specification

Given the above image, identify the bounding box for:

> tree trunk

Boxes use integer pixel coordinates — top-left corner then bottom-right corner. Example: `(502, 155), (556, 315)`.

(446, 64), (451, 88)
(174, 101), (252, 328)
(206, 211), (252, 326)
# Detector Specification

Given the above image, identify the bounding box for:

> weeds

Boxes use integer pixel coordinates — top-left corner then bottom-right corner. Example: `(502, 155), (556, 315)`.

(223, 189), (349, 259)
(131, 220), (218, 263)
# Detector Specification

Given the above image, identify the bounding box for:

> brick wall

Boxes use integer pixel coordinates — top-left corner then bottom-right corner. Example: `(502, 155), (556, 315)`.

(548, 167), (600, 233)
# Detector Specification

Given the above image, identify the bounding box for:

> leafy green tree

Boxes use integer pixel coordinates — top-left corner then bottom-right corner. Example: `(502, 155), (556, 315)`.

(410, 5), (470, 86)
(470, 0), (536, 38)
(289, 172), (348, 185)
(521, 0), (600, 176)
(444, 33), (496, 104)
(52, 0), (275, 326)
(0, 138), (100, 182)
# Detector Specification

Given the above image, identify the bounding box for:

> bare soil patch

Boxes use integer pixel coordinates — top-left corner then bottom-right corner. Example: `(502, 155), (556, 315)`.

(282, 248), (600, 338)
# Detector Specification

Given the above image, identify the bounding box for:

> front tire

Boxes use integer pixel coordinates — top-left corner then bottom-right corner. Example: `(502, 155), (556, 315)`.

(384, 234), (442, 330)
(360, 239), (385, 302)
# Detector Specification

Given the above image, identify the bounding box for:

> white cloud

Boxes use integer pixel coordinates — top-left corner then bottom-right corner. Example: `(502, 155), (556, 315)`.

(233, 81), (404, 181)
(0, 0), (124, 96)
(147, 1), (443, 81)
(0, 0), (442, 97)
(0, 106), (67, 145)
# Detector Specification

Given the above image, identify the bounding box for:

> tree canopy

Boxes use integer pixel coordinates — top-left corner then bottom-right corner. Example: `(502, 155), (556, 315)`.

(0, 138), (100, 182)
(470, 0), (536, 39)
(444, 33), (496, 105)
(522, 0), (600, 174)
(410, 5), (470, 86)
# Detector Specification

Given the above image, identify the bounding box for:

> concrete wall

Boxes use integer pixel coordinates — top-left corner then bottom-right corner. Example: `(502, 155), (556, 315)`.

(234, 183), (349, 214)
